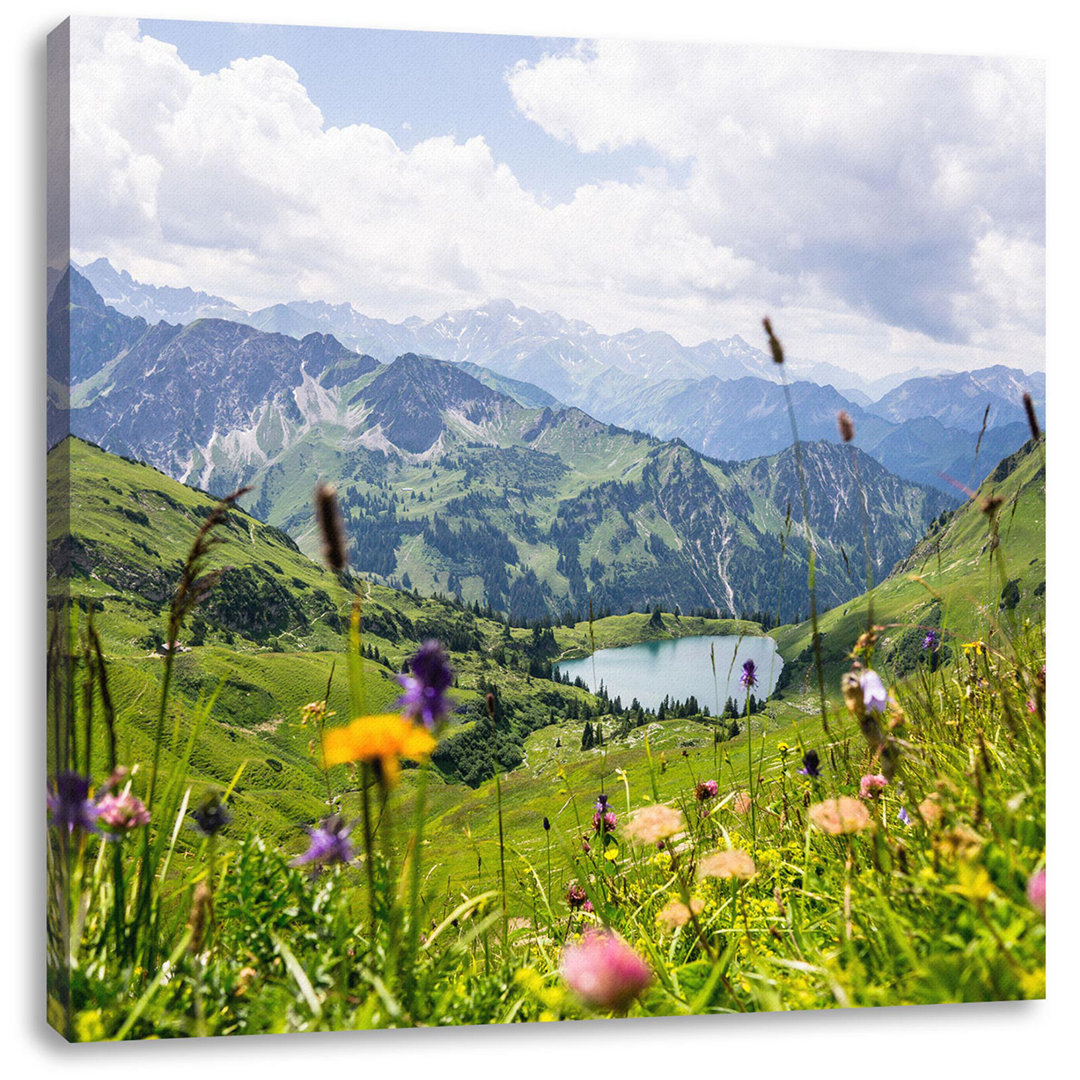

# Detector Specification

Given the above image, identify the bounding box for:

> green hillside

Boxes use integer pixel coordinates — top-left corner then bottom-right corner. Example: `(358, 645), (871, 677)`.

(46, 433), (1045, 905)
(772, 437), (1045, 692)
(48, 437), (770, 853)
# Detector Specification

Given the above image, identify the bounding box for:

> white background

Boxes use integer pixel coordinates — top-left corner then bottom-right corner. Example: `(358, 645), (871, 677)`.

(5, 1), (1073, 1075)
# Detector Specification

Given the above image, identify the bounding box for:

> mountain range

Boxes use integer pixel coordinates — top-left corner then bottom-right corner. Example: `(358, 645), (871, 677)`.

(72, 259), (1044, 498)
(52, 267), (952, 623)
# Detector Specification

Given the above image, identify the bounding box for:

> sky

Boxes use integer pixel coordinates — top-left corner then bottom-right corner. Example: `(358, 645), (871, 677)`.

(64, 16), (1046, 376)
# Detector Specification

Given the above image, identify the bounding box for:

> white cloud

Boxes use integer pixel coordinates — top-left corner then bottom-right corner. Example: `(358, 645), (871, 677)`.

(67, 19), (1044, 374)
(508, 40), (1045, 349)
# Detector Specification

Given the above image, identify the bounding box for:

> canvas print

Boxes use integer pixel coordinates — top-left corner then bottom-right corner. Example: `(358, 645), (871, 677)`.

(46, 17), (1046, 1040)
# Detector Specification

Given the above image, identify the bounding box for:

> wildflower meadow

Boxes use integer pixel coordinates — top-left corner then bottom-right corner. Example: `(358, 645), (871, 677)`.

(45, 324), (1046, 1041)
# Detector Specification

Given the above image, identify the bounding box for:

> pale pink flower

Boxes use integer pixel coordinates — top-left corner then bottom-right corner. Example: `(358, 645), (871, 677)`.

(859, 773), (888, 798)
(697, 849), (757, 881)
(623, 804), (685, 846)
(656, 897), (704, 930)
(560, 929), (652, 1013)
(809, 797), (872, 835)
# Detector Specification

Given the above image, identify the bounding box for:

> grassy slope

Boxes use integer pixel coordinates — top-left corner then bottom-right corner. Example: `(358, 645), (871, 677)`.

(50, 437), (771, 861)
(771, 437), (1045, 692)
(365, 702), (836, 915)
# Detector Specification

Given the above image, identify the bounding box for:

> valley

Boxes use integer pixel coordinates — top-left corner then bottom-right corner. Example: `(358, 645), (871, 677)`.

(53, 268), (951, 625)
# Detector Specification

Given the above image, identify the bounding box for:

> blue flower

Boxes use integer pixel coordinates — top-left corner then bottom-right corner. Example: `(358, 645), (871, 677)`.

(291, 815), (354, 868)
(740, 659), (758, 689)
(47, 772), (100, 835)
(897, 806), (912, 826)
(398, 640), (454, 730)
(797, 749), (822, 779)
(922, 630), (938, 651)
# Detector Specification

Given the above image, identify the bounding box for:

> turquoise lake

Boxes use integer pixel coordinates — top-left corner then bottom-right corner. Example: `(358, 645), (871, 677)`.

(555, 635), (783, 713)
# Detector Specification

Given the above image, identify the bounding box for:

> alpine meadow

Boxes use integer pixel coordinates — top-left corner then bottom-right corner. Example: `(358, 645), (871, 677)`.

(46, 18), (1046, 1043)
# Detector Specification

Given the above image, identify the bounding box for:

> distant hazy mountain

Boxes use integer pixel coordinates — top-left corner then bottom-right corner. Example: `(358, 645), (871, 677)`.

(60, 263), (1043, 500)
(72, 260), (898, 399)
(456, 362), (563, 409)
(74, 258), (246, 324)
(865, 366), (1047, 431)
(568, 364), (1042, 501)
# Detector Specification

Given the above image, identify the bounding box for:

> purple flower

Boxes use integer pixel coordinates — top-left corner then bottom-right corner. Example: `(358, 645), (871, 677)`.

(97, 791), (151, 833)
(594, 793), (609, 812)
(192, 791), (231, 837)
(897, 806), (912, 826)
(47, 772), (100, 835)
(561, 929), (652, 1013)
(798, 749), (822, 779)
(592, 809), (618, 834)
(291, 815), (354, 868)
(567, 881), (589, 910)
(740, 659), (758, 689)
(859, 669), (888, 714)
(922, 630), (938, 651)
(398, 640), (454, 730)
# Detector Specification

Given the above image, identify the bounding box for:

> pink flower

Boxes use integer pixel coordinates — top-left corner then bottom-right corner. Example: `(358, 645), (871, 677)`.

(1026, 699), (1037, 713)
(96, 791), (151, 832)
(560, 929), (652, 1013)
(859, 774), (888, 798)
(1027, 868), (1045, 917)
(695, 779), (719, 802)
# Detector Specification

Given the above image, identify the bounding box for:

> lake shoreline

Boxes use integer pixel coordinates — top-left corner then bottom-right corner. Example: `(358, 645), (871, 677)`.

(555, 632), (784, 712)
(548, 612), (768, 663)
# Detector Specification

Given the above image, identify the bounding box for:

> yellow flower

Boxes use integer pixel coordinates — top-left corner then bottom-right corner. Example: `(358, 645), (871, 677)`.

(322, 713), (436, 787)
(961, 640), (987, 655)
